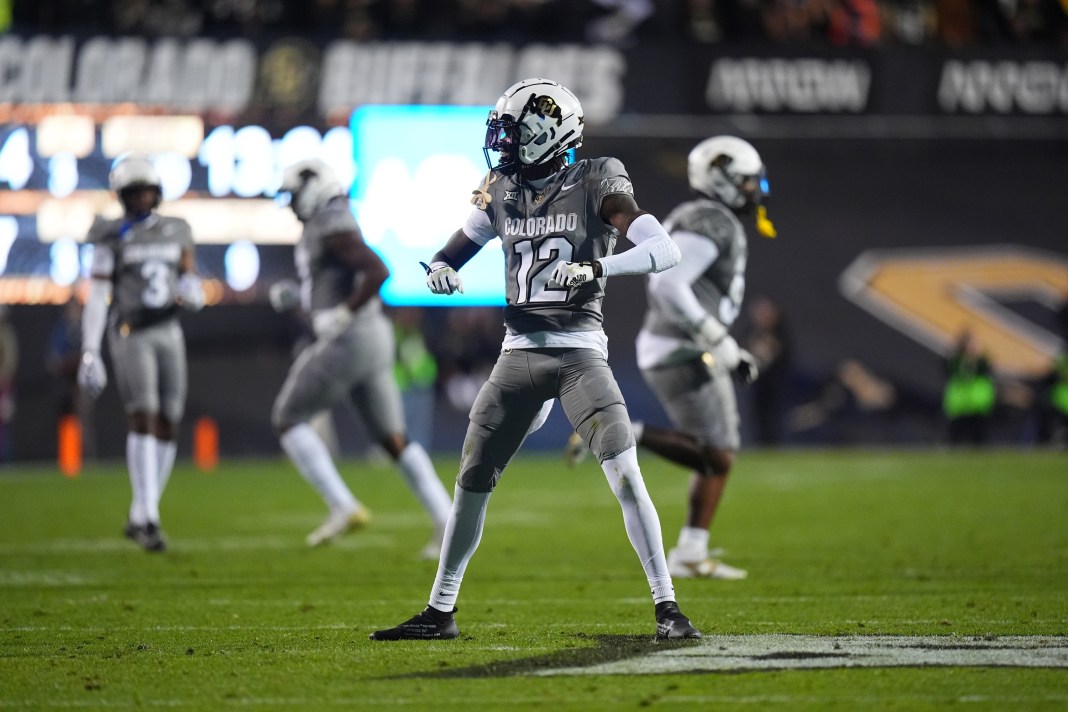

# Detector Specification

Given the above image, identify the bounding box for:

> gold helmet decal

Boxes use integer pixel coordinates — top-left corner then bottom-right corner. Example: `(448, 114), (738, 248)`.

(528, 94), (563, 124)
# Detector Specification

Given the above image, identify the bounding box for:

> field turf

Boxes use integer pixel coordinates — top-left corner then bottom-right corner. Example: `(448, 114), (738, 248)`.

(1, 449), (1066, 709)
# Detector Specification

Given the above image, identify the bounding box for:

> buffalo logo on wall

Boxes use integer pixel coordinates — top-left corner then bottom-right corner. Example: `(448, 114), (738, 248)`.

(258, 39), (320, 112)
(840, 245), (1068, 377)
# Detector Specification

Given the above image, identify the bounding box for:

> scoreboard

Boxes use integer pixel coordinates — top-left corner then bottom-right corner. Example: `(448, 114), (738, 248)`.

(0, 114), (353, 304)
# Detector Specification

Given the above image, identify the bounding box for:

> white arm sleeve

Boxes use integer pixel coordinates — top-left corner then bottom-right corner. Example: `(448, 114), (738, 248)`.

(461, 208), (497, 246)
(81, 279), (112, 353)
(598, 213), (681, 277)
(647, 230), (720, 328)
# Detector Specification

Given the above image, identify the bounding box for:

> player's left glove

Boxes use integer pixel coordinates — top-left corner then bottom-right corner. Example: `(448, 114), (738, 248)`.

(549, 261), (597, 288)
(77, 350), (108, 399)
(177, 273), (205, 311)
(312, 303), (353, 341)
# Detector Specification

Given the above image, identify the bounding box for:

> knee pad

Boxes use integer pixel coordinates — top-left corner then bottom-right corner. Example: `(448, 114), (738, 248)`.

(576, 403), (636, 462)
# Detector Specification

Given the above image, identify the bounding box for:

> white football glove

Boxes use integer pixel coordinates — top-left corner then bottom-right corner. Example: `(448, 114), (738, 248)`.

(692, 316), (728, 354)
(735, 348), (760, 385)
(714, 336), (760, 385)
(77, 351), (107, 399)
(549, 261), (595, 288)
(268, 279), (300, 313)
(312, 303), (353, 341)
(423, 261), (464, 295)
(177, 273), (205, 311)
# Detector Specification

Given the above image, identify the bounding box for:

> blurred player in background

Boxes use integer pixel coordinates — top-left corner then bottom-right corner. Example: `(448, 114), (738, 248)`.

(272, 160), (451, 554)
(570, 135), (776, 580)
(78, 154), (205, 552)
(371, 78), (699, 641)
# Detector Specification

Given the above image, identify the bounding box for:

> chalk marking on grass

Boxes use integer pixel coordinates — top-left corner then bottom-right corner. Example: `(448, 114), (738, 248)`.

(534, 635), (1068, 675)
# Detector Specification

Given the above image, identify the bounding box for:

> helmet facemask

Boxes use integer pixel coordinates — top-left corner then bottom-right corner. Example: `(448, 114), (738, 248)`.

(710, 154), (770, 214)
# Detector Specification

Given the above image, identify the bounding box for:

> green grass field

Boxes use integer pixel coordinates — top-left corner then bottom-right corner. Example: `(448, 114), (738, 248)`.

(1, 449), (1066, 710)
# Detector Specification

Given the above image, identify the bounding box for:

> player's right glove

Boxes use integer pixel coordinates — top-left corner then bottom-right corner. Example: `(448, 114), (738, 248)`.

(312, 303), (353, 341)
(268, 279), (300, 313)
(692, 315), (728, 354)
(77, 350), (108, 399)
(422, 261), (464, 295)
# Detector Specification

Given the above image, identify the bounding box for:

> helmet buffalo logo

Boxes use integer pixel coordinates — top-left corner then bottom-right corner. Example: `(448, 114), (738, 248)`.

(529, 94), (563, 124)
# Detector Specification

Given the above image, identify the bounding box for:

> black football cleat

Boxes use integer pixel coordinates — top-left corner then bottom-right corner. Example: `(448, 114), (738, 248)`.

(124, 521), (167, 553)
(655, 601), (702, 640)
(369, 606), (459, 641)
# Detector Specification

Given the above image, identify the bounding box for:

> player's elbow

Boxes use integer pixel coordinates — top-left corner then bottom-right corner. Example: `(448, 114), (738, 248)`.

(649, 235), (682, 274)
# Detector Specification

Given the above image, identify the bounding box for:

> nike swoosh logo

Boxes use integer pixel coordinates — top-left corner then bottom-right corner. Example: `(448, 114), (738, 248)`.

(561, 182), (581, 191)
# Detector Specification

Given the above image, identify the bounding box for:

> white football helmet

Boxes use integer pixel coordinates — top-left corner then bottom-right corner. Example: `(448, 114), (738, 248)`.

(280, 159), (345, 222)
(109, 153), (162, 213)
(484, 78), (584, 174)
(688, 136), (768, 210)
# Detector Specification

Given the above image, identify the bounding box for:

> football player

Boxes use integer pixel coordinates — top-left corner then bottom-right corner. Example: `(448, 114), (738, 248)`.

(569, 136), (777, 580)
(78, 154), (205, 552)
(370, 78), (700, 641)
(272, 160), (451, 554)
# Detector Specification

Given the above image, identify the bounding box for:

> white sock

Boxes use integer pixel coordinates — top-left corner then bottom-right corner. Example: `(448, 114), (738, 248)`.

(602, 447), (674, 604)
(631, 421), (645, 443)
(676, 526), (710, 562)
(157, 438), (177, 497)
(397, 442), (452, 528)
(428, 486), (491, 612)
(127, 433), (160, 525)
(280, 423), (358, 513)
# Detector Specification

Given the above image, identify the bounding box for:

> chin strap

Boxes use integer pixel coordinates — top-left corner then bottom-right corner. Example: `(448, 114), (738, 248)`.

(756, 205), (778, 238)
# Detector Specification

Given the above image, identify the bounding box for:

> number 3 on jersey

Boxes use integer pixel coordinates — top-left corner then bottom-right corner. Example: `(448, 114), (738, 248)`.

(140, 260), (172, 308)
(513, 236), (573, 304)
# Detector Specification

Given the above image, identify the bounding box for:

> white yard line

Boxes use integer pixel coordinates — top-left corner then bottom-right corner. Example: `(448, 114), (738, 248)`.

(534, 634), (1068, 675)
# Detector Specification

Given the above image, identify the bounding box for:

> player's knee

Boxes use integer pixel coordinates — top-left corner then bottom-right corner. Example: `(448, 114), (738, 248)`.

(128, 411), (153, 434)
(379, 434), (407, 460)
(699, 445), (734, 477)
(456, 466), (497, 493)
(270, 397), (296, 434)
(456, 424), (502, 493)
(155, 418), (176, 441)
(577, 410), (635, 462)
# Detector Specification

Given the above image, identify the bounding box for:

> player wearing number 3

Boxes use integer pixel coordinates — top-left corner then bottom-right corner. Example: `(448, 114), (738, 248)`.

(78, 154), (205, 552)
(371, 78), (700, 641)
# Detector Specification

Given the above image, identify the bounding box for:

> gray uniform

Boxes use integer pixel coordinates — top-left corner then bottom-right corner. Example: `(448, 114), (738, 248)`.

(272, 197), (404, 437)
(639, 198), (748, 451)
(458, 158), (637, 491)
(88, 214), (193, 421)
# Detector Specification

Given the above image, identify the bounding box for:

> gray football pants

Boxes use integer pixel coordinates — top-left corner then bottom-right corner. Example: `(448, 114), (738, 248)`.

(458, 347), (635, 492)
(108, 318), (187, 423)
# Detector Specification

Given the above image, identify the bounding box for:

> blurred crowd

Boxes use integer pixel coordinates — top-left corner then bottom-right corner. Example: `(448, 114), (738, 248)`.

(12, 0), (1067, 46)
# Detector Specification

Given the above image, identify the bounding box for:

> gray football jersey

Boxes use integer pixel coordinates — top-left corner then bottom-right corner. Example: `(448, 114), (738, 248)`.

(478, 157), (632, 334)
(295, 196), (382, 320)
(88, 214), (194, 330)
(642, 198), (748, 340)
